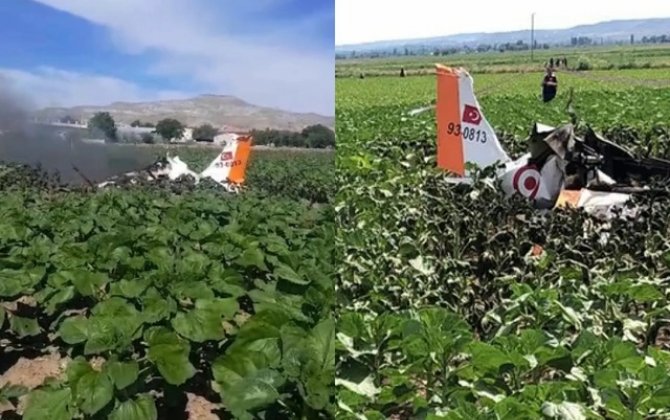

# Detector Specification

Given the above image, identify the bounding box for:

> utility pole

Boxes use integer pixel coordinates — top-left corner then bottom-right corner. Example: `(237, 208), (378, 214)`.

(531, 12), (535, 62)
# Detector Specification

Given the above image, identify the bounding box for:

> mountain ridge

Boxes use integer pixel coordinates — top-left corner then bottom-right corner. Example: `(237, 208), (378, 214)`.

(336, 17), (670, 53)
(33, 94), (334, 132)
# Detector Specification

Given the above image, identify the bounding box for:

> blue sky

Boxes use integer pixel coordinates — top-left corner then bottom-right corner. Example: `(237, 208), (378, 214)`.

(0, 0), (334, 115)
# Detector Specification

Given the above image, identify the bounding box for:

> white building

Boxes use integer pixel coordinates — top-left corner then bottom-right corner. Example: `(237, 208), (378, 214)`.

(213, 132), (239, 145)
(170, 127), (193, 143)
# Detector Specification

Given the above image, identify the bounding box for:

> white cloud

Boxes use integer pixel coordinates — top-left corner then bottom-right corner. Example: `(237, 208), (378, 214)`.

(336, 0), (670, 45)
(32, 0), (334, 115)
(0, 67), (190, 109)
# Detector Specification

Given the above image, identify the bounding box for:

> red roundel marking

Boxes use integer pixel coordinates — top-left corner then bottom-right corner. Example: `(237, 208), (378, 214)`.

(512, 165), (541, 199)
(524, 177), (537, 191)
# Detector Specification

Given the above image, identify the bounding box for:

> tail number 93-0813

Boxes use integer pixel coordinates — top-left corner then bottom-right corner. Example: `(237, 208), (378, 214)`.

(214, 160), (242, 168)
(446, 123), (488, 143)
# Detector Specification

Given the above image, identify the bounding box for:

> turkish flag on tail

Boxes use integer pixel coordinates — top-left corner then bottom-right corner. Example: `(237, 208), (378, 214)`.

(462, 104), (482, 125)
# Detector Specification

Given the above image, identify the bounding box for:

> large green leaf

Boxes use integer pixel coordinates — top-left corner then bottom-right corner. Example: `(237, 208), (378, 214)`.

(59, 316), (89, 344)
(300, 318), (335, 410)
(171, 308), (225, 342)
(273, 263), (310, 285)
(142, 292), (176, 324)
(9, 315), (41, 338)
(71, 270), (109, 297)
(236, 247), (268, 271)
(23, 388), (73, 420)
(104, 359), (139, 390)
(170, 281), (215, 300)
(45, 286), (76, 315)
(212, 349), (285, 417)
(195, 297), (239, 319)
(108, 394), (158, 420)
(470, 342), (510, 373)
(145, 327), (196, 385)
(0, 267), (45, 297)
(109, 278), (151, 299)
(280, 325), (309, 379)
(224, 317), (283, 368)
(71, 298), (145, 354)
(74, 370), (114, 415)
(83, 317), (120, 354)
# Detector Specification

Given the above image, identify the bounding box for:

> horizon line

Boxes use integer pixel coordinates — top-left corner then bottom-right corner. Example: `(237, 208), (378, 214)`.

(335, 16), (670, 48)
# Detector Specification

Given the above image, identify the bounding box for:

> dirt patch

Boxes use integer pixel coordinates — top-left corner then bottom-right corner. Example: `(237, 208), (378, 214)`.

(234, 311), (252, 327)
(0, 352), (68, 390)
(1, 296), (37, 312)
(0, 352), (69, 415)
(186, 393), (221, 420)
(655, 326), (670, 349)
(89, 356), (105, 371)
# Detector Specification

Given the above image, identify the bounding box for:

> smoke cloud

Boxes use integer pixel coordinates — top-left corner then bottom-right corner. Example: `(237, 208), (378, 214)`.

(0, 80), (157, 184)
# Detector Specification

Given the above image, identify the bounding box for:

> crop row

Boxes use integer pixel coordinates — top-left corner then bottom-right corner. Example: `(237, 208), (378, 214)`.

(0, 151), (335, 419)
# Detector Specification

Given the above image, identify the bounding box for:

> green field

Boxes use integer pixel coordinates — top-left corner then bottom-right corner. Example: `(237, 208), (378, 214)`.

(336, 51), (670, 419)
(0, 148), (335, 419)
(336, 44), (670, 77)
(337, 68), (670, 155)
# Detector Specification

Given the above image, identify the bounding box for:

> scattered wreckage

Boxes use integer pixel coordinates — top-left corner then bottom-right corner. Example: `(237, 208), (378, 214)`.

(427, 65), (670, 220)
(94, 135), (252, 193)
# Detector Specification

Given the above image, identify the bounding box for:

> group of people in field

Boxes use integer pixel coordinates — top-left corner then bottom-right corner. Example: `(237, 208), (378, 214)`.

(392, 55), (566, 104)
(548, 57), (568, 68)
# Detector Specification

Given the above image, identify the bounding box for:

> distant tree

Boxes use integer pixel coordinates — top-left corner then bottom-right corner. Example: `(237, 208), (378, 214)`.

(60, 115), (76, 124)
(154, 118), (185, 141)
(131, 120), (155, 128)
(120, 133), (139, 143)
(192, 124), (219, 140)
(248, 125), (334, 148)
(141, 133), (155, 144)
(88, 112), (117, 141)
(302, 124), (335, 148)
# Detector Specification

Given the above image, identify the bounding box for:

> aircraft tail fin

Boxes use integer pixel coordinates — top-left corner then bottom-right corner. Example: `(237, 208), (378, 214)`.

(200, 134), (252, 186)
(435, 65), (510, 177)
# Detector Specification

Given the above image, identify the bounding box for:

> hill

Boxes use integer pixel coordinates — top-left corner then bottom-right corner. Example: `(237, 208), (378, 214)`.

(32, 94), (334, 131)
(336, 17), (670, 54)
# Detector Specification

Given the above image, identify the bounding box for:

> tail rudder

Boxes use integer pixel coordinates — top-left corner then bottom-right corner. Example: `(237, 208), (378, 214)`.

(435, 65), (510, 177)
(200, 134), (252, 186)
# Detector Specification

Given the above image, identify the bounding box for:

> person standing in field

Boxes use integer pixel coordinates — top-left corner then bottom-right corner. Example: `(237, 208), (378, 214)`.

(549, 57), (554, 68)
(542, 67), (558, 102)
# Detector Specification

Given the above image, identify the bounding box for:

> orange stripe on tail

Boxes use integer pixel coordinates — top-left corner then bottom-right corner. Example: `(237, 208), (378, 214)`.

(436, 64), (464, 176)
(228, 135), (252, 183)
